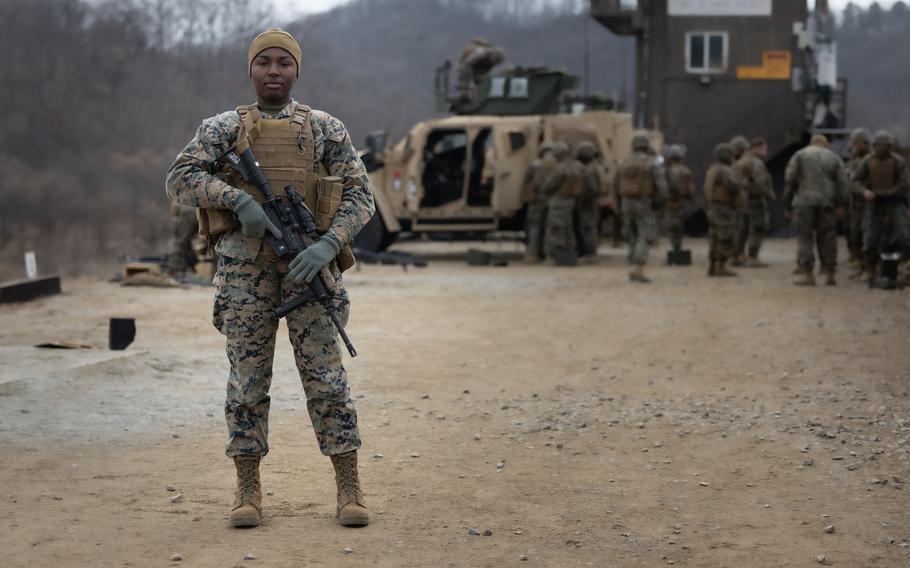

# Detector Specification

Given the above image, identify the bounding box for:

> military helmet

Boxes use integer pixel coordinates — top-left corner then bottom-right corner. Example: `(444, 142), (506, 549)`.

(873, 130), (895, 147)
(631, 134), (651, 152)
(714, 143), (734, 163)
(810, 134), (830, 148)
(730, 135), (749, 155)
(850, 128), (872, 146)
(552, 141), (570, 158)
(576, 141), (597, 160)
(666, 144), (684, 160)
(538, 141), (555, 157)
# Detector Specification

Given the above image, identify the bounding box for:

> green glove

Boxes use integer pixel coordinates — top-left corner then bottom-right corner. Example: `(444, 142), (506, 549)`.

(233, 193), (282, 239)
(288, 234), (342, 283)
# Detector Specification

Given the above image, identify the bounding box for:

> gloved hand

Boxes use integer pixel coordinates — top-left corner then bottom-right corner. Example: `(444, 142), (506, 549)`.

(233, 193), (282, 239)
(288, 234), (342, 283)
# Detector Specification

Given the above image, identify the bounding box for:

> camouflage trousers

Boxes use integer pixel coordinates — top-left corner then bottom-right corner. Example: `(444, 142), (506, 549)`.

(707, 204), (736, 262)
(213, 255), (360, 458)
(734, 198), (769, 259)
(621, 198), (657, 266)
(525, 199), (547, 261)
(169, 206), (198, 276)
(863, 201), (910, 268)
(847, 199), (866, 261)
(793, 206), (837, 272)
(576, 196), (600, 257)
(545, 195), (576, 259)
(665, 205), (687, 251)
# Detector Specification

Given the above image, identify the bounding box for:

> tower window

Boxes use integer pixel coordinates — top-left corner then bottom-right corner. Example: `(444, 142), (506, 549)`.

(686, 32), (728, 73)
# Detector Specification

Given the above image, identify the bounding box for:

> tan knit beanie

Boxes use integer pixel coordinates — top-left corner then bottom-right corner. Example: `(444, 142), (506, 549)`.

(248, 29), (301, 77)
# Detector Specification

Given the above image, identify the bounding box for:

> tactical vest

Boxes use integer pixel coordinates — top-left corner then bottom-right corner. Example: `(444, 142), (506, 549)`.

(532, 155), (559, 197)
(198, 103), (354, 270)
(705, 164), (734, 205)
(666, 164), (693, 206)
(867, 156), (897, 194)
(558, 160), (584, 198)
(618, 155), (654, 198)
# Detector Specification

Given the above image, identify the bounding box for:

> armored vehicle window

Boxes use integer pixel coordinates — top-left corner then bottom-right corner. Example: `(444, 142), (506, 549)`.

(467, 128), (494, 207)
(421, 129), (467, 207)
(509, 132), (526, 152)
(686, 32), (728, 73)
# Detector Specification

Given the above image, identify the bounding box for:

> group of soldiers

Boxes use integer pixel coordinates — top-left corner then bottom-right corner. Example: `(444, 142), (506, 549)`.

(520, 127), (909, 287)
(521, 139), (609, 268)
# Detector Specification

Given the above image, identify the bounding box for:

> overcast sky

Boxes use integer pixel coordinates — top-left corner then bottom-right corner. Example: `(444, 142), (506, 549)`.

(268, 0), (899, 20)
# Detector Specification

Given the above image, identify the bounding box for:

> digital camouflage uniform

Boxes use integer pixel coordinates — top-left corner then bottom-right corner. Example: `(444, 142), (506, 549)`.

(541, 148), (584, 260)
(783, 140), (848, 277)
(853, 148), (910, 273)
(521, 147), (556, 262)
(456, 38), (505, 101)
(732, 150), (775, 261)
(169, 203), (199, 276)
(166, 99), (374, 458)
(576, 143), (606, 259)
(845, 128), (872, 265)
(664, 157), (695, 252)
(612, 149), (668, 267)
(704, 146), (742, 275)
(729, 136), (750, 265)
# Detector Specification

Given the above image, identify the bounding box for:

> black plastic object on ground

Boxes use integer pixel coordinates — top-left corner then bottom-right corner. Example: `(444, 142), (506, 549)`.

(0, 276), (61, 304)
(667, 250), (692, 266)
(869, 250), (902, 290)
(466, 249), (492, 266)
(109, 318), (136, 350)
(552, 249), (578, 267)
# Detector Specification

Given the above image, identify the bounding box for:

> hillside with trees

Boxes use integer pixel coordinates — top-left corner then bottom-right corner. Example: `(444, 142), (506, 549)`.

(0, 0), (904, 279)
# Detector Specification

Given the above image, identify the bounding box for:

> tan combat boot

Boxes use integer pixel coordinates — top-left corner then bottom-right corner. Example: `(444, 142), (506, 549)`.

(793, 269), (816, 286)
(230, 456), (262, 527)
(714, 259), (738, 277)
(730, 254), (745, 267)
(745, 257), (768, 268)
(331, 451), (369, 527)
(822, 269), (837, 286)
(707, 259), (717, 276)
(629, 265), (651, 283)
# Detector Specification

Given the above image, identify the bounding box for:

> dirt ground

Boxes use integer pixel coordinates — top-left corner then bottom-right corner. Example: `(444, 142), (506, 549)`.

(1, 239), (908, 568)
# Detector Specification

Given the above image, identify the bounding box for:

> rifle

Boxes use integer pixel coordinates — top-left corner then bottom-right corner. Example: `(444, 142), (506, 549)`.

(220, 146), (357, 357)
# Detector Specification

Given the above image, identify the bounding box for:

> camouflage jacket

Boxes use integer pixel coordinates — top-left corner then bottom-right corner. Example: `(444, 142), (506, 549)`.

(734, 152), (775, 201)
(665, 162), (695, 208)
(611, 150), (669, 206)
(853, 152), (910, 202)
(165, 99), (374, 261)
(783, 145), (848, 209)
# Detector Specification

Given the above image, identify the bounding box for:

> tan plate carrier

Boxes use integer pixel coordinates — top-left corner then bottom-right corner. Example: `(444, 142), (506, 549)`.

(197, 103), (355, 271)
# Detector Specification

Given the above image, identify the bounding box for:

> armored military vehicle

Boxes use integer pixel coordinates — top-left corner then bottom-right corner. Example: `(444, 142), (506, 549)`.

(355, 65), (657, 251)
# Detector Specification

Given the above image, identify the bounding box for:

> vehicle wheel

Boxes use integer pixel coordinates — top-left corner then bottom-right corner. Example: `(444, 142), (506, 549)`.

(354, 213), (397, 251)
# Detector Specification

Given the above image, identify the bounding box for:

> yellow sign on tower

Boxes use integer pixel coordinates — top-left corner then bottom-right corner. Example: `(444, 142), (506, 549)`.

(736, 51), (792, 80)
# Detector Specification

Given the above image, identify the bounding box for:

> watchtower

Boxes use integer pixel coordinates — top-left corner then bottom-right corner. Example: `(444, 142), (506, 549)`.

(591, 0), (845, 186)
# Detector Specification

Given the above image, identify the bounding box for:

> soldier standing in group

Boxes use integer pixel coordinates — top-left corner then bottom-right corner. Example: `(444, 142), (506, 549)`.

(166, 29), (374, 528)
(664, 144), (695, 253)
(541, 142), (583, 263)
(782, 134), (848, 286)
(704, 143), (742, 277)
(612, 134), (668, 282)
(732, 137), (775, 267)
(456, 37), (505, 101)
(576, 141), (606, 263)
(168, 203), (199, 278)
(729, 135), (751, 266)
(846, 128), (872, 273)
(521, 142), (556, 263)
(852, 130), (910, 281)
